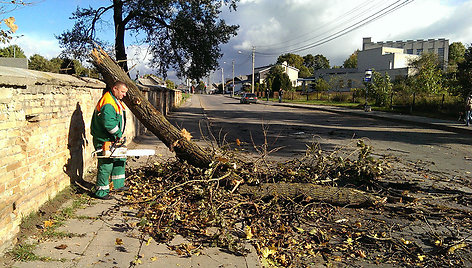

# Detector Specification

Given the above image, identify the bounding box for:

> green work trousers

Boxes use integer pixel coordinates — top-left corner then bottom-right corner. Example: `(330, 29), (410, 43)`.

(93, 140), (126, 197)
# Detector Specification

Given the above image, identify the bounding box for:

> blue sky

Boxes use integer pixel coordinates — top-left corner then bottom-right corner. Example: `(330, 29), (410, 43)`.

(2, 0), (472, 82)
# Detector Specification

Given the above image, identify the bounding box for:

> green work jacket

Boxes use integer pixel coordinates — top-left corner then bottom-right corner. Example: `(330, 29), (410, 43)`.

(90, 91), (126, 144)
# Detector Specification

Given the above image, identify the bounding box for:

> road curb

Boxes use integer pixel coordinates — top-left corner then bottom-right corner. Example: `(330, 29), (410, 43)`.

(271, 102), (472, 135)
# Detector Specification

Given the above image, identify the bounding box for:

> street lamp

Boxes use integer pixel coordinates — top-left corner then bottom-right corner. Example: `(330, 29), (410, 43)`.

(232, 60), (235, 97)
(221, 66), (225, 94)
(12, 34), (24, 58)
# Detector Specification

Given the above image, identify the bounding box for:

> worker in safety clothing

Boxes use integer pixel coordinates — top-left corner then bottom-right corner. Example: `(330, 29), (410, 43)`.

(90, 81), (129, 199)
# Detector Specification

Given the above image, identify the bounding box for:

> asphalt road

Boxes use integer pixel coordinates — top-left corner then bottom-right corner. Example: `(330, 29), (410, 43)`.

(169, 94), (472, 181)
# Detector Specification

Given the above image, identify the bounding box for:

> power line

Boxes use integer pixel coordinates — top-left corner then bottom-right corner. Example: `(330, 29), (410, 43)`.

(255, 0), (415, 57)
(255, 0), (379, 50)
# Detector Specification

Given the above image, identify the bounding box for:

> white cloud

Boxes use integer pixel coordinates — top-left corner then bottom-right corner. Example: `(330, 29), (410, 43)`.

(126, 45), (182, 83)
(218, 0), (472, 76)
(1, 33), (61, 59)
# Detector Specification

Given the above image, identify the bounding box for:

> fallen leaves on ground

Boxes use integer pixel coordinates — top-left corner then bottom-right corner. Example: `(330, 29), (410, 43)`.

(54, 244), (67, 250)
(123, 140), (472, 267)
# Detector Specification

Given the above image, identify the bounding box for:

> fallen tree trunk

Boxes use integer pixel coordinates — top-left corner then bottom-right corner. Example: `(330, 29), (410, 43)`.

(238, 183), (386, 206)
(90, 48), (213, 168)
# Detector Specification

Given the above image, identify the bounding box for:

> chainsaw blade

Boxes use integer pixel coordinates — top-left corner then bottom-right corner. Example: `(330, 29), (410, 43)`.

(96, 148), (155, 158)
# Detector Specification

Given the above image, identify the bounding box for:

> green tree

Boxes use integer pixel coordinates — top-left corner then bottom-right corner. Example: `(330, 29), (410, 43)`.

(370, 71), (393, 106)
(409, 53), (443, 95)
(457, 45), (472, 97)
(58, 58), (88, 75)
(0, 44), (25, 58)
(343, 50), (358, 69)
(303, 54), (315, 70)
(196, 80), (206, 93)
(276, 53), (304, 70)
(28, 54), (51, 71)
(328, 76), (342, 91)
(166, 80), (176, 89)
(449, 42), (466, 68)
(265, 65), (291, 93)
(57, 0), (239, 80)
(49, 57), (63, 73)
(298, 65), (311, 78)
(304, 54), (329, 70)
(314, 78), (330, 93)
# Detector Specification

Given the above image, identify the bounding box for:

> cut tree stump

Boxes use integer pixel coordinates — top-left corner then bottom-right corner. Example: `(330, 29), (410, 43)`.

(238, 183), (386, 206)
(90, 48), (213, 168)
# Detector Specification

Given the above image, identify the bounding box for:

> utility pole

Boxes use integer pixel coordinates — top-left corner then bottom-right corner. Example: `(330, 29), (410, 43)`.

(251, 46), (255, 94)
(207, 75), (211, 94)
(221, 67), (225, 94)
(232, 60), (235, 97)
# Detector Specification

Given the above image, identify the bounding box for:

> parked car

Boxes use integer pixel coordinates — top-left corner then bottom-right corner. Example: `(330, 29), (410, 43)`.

(240, 93), (257, 104)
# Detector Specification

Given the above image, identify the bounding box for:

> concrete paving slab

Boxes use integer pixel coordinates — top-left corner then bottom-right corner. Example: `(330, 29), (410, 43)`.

(72, 233), (141, 267)
(11, 260), (75, 268)
(132, 240), (184, 267)
(74, 199), (117, 218)
(32, 236), (91, 261)
(56, 218), (104, 236)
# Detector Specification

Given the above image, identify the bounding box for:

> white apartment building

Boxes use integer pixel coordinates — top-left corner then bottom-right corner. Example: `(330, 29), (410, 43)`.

(302, 37), (449, 91)
(362, 37), (449, 69)
(357, 46), (419, 72)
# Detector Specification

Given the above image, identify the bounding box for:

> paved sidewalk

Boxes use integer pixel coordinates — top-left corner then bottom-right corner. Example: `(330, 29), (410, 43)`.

(10, 193), (259, 268)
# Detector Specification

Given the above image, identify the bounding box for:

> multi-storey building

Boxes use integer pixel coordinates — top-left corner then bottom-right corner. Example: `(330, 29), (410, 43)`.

(362, 37), (449, 69)
(302, 37), (450, 92)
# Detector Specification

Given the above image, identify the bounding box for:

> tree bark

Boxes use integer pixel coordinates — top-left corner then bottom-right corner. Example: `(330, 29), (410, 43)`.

(90, 48), (213, 168)
(238, 183), (386, 207)
(113, 0), (128, 72)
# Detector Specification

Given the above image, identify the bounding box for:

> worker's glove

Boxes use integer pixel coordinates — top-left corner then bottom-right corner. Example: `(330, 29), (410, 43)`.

(114, 136), (126, 147)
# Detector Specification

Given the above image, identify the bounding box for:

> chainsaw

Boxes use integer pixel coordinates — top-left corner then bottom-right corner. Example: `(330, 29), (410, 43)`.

(92, 137), (155, 158)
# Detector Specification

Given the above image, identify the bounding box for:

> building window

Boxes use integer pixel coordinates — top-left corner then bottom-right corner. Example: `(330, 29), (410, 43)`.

(438, 48), (444, 56)
(416, 49), (423, 55)
(406, 49), (413, 54)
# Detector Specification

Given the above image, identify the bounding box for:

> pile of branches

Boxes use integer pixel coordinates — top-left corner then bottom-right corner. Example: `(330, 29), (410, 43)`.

(124, 140), (472, 267)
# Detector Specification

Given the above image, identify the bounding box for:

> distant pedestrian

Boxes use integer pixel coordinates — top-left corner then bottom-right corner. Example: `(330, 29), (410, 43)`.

(266, 88), (269, 101)
(466, 92), (472, 126)
(278, 89), (283, 103)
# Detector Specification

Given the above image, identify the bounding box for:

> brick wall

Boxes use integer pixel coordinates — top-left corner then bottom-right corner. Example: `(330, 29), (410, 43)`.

(0, 66), (138, 254)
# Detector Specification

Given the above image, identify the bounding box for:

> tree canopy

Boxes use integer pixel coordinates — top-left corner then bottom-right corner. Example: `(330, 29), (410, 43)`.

(370, 71), (393, 106)
(313, 78), (330, 93)
(277, 53), (304, 69)
(457, 44), (472, 97)
(343, 50), (358, 69)
(28, 54), (50, 71)
(265, 65), (291, 93)
(409, 53), (443, 95)
(0, 44), (25, 58)
(57, 0), (239, 80)
(448, 42), (466, 68)
(304, 54), (330, 71)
